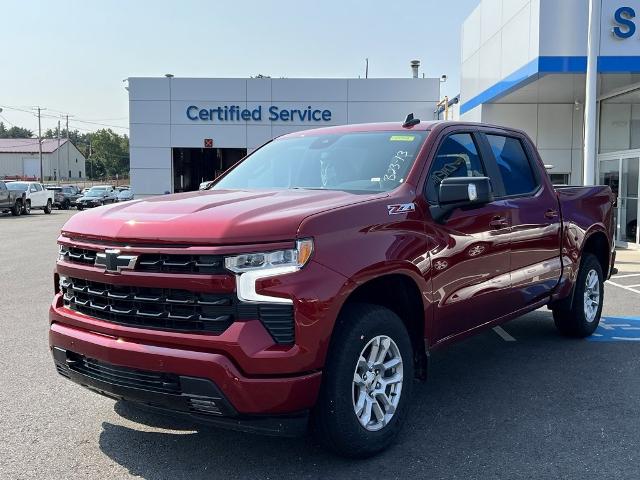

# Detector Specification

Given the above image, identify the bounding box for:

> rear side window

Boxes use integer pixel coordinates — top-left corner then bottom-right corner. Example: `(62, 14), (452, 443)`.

(487, 135), (537, 196)
(426, 133), (485, 202)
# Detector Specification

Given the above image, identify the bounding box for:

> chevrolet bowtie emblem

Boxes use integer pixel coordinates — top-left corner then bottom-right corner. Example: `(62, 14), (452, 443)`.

(95, 249), (138, 273)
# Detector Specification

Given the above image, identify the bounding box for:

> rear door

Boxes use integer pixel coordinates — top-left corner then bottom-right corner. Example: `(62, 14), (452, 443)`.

(479, 131), (562, 307)
(424, 130), (514, 342)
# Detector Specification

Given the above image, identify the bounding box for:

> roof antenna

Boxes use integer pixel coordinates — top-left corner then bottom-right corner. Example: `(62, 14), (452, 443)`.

(403, 113), (420, 128)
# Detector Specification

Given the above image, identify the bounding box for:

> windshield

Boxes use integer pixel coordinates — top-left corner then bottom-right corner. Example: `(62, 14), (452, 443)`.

(86, 188), (106, 197)
(213, 131), (428, 193)
(7, 182), (28, 191)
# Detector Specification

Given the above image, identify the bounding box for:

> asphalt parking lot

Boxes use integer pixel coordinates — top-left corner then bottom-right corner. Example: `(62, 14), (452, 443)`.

(1, 209), (639, 479)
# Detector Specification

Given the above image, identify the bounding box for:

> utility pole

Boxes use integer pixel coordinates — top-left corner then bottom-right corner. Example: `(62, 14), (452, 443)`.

(65, 114), (71, 179)
(57, 120), (61, 182)
(34, 107), (44, 182)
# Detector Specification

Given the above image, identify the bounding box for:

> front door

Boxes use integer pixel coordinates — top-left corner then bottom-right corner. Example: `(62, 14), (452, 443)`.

(424, 131), (513, 342)
(0, 182), (9, 208)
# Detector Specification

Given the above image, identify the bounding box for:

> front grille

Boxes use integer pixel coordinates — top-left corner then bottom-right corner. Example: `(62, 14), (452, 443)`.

(66, 351), (181, 394)
(59, 245), (226, 275)
(61, 277), (234, 334)
(136, 254), (225, 274)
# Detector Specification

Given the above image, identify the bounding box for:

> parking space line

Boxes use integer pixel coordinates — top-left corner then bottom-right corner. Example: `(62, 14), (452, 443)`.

(626, 284), (640, 288)
(606, 279), (640, 294)
(610, 273), (640, 279)
(493, 326), (516, 342)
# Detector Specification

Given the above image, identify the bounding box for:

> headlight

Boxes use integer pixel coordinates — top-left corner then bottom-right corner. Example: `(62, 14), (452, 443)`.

(224, 239), (314, 303)
(224, 239), (313, 272)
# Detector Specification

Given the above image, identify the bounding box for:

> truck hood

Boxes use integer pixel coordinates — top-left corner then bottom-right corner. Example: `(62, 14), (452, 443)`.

(61, 189), (382, 245)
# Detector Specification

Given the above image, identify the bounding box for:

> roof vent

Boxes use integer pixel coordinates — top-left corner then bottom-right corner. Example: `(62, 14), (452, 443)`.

(403, 113), (420, 128)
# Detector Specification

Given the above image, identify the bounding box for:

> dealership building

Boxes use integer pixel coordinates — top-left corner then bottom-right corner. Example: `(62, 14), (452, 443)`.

(460, 0), (640, 247)
(127, 76), (439, 195)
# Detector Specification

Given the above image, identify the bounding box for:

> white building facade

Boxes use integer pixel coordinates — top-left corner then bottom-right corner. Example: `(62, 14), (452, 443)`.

(128, 77), (440, 196)
(460, 0), (640, 247)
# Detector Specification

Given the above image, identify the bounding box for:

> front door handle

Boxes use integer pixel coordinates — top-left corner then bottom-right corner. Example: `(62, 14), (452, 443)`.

(489, 216), (509, 229)
(544, 209), (559, 219)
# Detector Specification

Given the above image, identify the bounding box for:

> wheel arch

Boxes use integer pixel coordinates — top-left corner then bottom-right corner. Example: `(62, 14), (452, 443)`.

(335, 271), (429, 379)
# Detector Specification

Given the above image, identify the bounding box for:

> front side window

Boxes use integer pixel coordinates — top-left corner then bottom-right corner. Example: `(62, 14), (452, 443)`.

(34, 183), (42, 191)
(487, 135), (537, 196)
(213, 131), (428, 193)
(426, 133), (486, 203)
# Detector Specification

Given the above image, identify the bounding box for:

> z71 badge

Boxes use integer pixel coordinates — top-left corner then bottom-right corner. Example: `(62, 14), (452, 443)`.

(387, 203), (416, 215)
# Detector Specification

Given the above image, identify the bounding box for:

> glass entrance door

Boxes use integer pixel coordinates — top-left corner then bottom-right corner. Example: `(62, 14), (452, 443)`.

(620, 158), (639, 244)
(599, 156), (640, 246)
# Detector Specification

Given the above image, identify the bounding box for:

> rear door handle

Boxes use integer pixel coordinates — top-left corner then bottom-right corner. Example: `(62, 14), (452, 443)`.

(489, 216), (509, 229)
(544, 209), (559, 219)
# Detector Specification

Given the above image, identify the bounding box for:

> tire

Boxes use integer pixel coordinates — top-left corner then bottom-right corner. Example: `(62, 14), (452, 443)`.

(44, 199), (52, 214)
(22, 200), (31, 215)
(11, 200), (21, 216)
(77, 205), (84, 211)
(61, 200), (70, 210)
(553, 253), (604, 337)
(313, 303), (414, 458)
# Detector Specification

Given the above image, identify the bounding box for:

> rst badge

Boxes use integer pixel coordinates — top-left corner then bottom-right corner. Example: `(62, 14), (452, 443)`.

(387, 203), (416, 215)
(95, 249), (138, 273)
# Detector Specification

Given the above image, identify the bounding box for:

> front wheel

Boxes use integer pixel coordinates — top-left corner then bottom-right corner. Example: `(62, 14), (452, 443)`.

(61, 199), (70, 210)
(313, 303), (413, 458)
(553, 253), (604, 337)
(11, 200), (22, 216)
(22, 200), (31, 215)
(77, 204), (84, 211)
(44, 199), (52, 214)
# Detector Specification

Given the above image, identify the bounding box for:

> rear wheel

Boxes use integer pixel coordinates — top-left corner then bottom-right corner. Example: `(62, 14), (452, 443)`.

(11, 200), (22, 216)
(22, 200), (31, 215)
(313, 303), (413, 458)
(61, 199), (70, 210)
(44, 199), (52, 214)
(553, 253), (604, 337)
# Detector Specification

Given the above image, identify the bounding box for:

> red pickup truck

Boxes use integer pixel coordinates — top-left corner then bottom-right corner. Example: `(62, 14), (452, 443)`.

(50, 120), (615, 457)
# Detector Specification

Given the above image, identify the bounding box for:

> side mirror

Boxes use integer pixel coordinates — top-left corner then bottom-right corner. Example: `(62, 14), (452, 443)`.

(430, 177), (493, 223)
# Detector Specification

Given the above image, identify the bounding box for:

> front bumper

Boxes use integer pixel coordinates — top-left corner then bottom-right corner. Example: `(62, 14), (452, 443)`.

(49, 321), (320, 435)
(51, 344), (310, 436)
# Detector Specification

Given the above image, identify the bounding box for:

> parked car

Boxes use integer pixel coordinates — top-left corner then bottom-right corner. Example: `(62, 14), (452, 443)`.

(47, 185), (82, 210)
(116, 188), (134, 202)
(75, 186), (117, 210)
(50, 119), (615, 457)
(6, 181), (53, 214)
(0, 180), (26, 216)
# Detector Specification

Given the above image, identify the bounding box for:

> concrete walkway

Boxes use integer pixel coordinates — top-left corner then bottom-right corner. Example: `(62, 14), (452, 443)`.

(615, 248), (640, 274)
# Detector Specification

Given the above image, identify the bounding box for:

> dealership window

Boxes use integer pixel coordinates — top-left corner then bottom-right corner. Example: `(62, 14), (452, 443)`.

(549, 173), (569, 185)
(68, 170), (71, 178)
(599, 88), (640, 154)
(79, 171), (82, 178)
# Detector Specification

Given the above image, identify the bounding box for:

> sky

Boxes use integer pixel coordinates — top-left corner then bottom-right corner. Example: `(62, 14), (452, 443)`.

(0, 0), (479, 136)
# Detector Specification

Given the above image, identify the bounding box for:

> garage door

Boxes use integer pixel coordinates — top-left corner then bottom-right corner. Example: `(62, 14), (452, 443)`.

(23, 158), (39, 178)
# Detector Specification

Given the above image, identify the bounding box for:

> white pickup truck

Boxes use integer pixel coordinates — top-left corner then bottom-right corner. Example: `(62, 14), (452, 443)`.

(6, 181), (54, 214)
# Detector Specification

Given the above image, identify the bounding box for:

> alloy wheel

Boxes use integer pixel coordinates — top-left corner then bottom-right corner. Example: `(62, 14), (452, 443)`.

(352, 335), (403, 432)
(583, 269), (600, 323)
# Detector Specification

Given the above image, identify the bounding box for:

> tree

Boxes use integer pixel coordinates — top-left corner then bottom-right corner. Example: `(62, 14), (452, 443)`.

(0, 123), (33, 138)
(87, 129), (129, 179)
